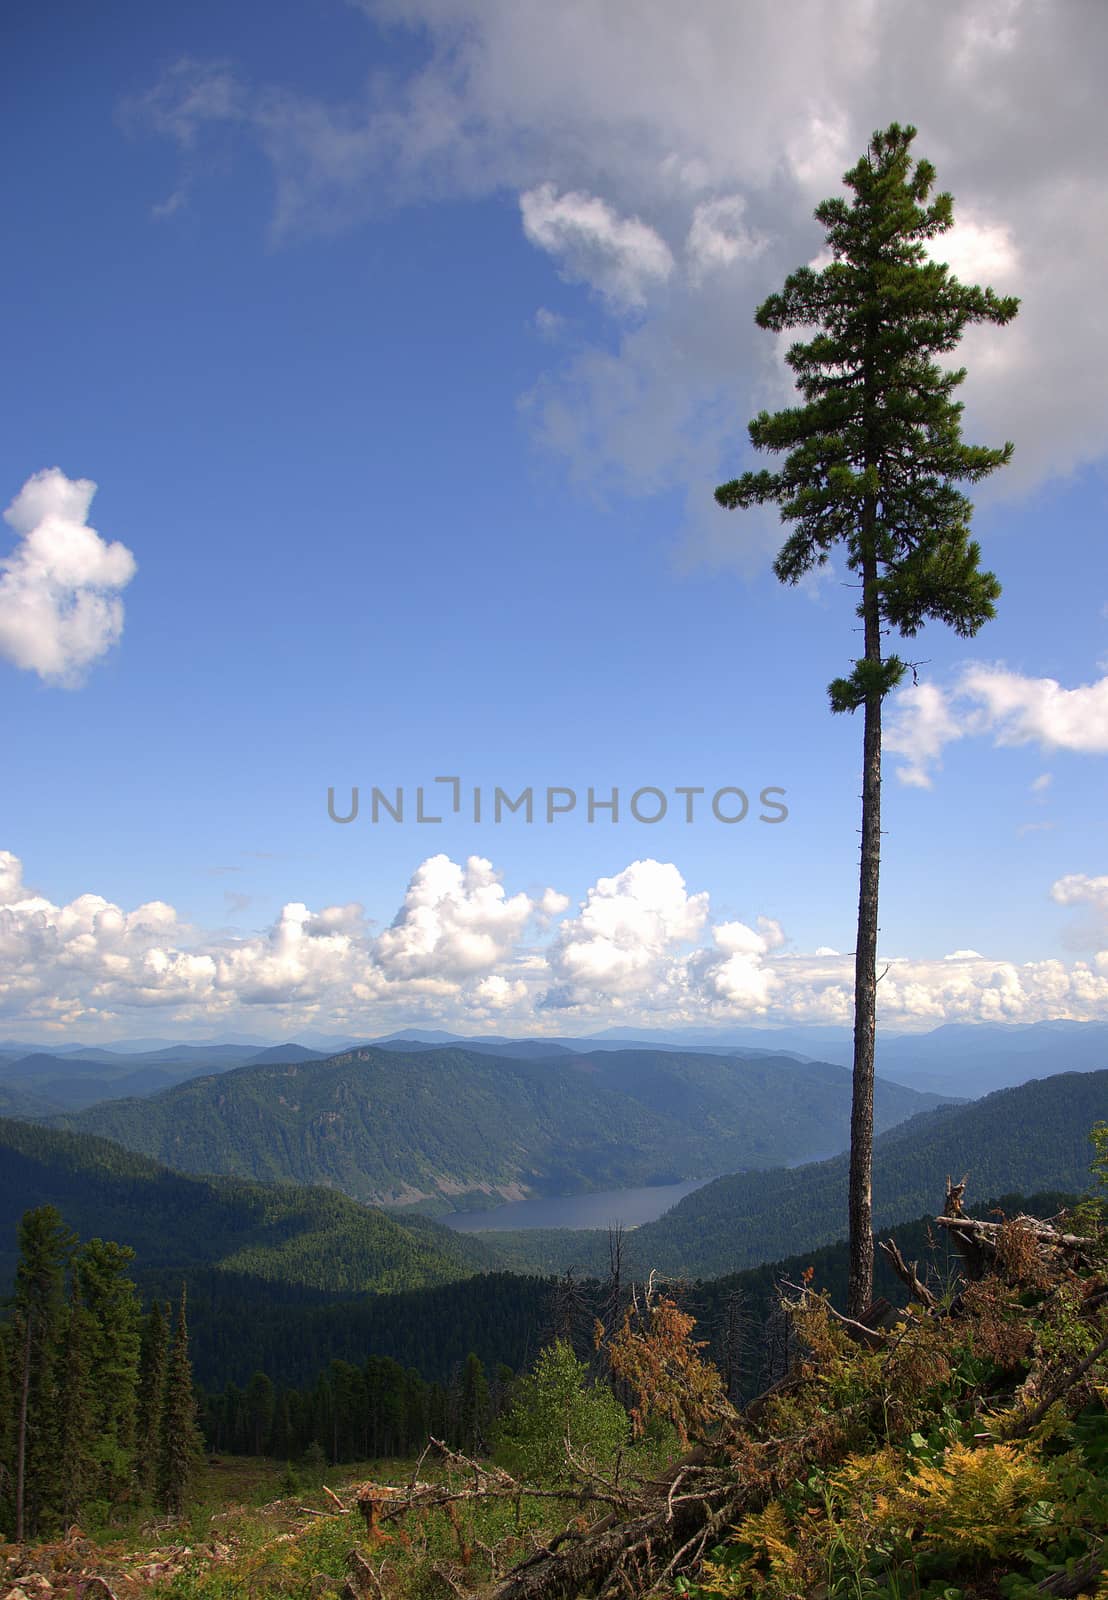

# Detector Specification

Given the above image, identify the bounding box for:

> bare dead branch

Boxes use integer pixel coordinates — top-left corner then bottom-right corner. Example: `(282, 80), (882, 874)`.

(342, 1546), (385, 1600)
(879, 1237), (938, 1308)
(1004, 1331), (1108, 1439)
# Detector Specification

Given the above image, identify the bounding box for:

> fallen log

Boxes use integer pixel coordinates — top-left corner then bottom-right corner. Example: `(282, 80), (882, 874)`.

(342, 1546), (385, 1600)
(934, 1214), (991, 1279)
(490, 1484), (735, 1600)
(486, 1288), (927, 1598)
(934, 1214), (1096, 1254)
(934, 1212), (1102, 1280)
(1035, 1538), (1106, 1596)
(825, 1304), (892, 1350)
(361, 1199), (1103, 1600)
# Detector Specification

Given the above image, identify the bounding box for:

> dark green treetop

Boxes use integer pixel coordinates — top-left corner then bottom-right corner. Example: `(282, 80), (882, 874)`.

(135, 1298), (169, 1492)
(715, 121), (1019, 711)
(158, 1285), (203, 1516)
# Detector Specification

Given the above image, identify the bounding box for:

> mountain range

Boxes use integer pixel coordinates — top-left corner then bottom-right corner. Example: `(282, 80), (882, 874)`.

(0, 1040), (317, 1113)
(3, 1019), (1105, 1112)
(44, 1043), (947, 1209)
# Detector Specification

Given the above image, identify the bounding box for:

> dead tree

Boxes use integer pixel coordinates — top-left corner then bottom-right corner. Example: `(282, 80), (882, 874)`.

(759, 1297), (795, 1390)
(546, 1269), (592, 1358)
(720, 1288), (751, 1405)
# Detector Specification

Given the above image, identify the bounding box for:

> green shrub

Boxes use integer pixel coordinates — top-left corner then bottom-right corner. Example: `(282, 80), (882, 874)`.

(493, 1339), (628, 1485)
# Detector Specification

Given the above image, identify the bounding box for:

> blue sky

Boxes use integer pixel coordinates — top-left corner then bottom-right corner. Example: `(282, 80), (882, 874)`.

(2, 0), (1106, 1041)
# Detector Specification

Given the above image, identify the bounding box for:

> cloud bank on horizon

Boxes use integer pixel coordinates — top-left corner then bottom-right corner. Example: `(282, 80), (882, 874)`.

(2, 847), (1105, 1039)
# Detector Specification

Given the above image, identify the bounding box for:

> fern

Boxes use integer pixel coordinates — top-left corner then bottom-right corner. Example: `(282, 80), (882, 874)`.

(872, 1442), (1053, 1561)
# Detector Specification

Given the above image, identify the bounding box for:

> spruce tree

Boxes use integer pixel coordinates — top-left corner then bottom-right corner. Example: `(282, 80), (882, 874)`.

(364, 1357), (404, 1458)
(158, 1287), (202, 1517)
(403, 1368), (429, 1456)
(74, 1237), (142, 1507)
(135, 1300), (169, 1495)
(459, 1352), (491, 1455)
(715, 123), (1018, 1314)
(245, 1370), (275, 1457)
(270, 1389), (294, 1461)
(12, 1206), (74, 1540)
(54, 1277), (98, 1527)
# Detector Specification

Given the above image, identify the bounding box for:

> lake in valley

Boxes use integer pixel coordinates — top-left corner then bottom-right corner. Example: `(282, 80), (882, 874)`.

(442, 1178), (712, 1232)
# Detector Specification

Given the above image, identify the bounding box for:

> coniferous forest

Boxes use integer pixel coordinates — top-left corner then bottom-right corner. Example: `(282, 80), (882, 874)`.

(0, 1207), (201, 1541)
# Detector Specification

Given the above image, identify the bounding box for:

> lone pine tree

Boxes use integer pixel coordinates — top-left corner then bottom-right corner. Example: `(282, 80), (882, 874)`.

(715, 123), (1018, 1315)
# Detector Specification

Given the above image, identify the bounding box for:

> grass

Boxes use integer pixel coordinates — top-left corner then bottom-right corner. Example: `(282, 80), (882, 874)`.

(1, 1457), (433, 1600)
(146, 1455), (584, 1600)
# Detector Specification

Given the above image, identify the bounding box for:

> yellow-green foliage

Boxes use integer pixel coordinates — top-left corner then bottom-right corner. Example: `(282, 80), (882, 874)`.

(693, 1211), (1108, 1600)
(867, 1441), (1053, 1560)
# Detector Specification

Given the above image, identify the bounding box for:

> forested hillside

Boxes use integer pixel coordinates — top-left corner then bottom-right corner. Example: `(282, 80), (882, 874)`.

(561, 1047), (944, 1147)
(158, 1268), (553, 1391)
(53, 1044), (943, 1208)
(0, 1118), (492, 1294)
(476, 1070), (1108, 1278)
(5, 1068), (1102, 1412)
(175, 1187), (1073, 1396)
(0, 1079), (59, 1118)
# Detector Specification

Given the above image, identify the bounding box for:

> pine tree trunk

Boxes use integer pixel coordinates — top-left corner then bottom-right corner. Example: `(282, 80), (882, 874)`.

(848, 531), (882, 1317)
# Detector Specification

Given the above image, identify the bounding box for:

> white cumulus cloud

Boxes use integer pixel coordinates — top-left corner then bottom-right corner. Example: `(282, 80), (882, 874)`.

(0, 469), (136, 685)
(691, 918), (779, 1012)
(0, 849), (554, 1030)
(887, 663), (1108, 786)
(1051, 874), (1108, 910)
(929, 214), (1020, 287)
(686, 195), (765, 281)
(373, 853), (548, 981)
(544, 858), (708, 1008)
(886, 681), (972, 788)
(964, 665), (1108, 753)
(473, 973), (529, 1012)
(520, 183), (674, 309)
